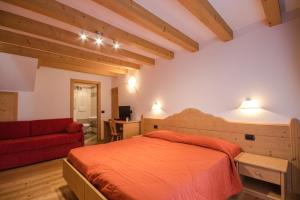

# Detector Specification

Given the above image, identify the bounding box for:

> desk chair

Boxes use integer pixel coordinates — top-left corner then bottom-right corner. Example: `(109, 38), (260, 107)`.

(109, 119), (122, 141)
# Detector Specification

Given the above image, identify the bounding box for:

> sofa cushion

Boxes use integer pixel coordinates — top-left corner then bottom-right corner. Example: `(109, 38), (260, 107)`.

(30, 118), (73, 136)
(66, 122), (83, 133)
(0, 132), (82, 155)
(0, 121), (30, 140)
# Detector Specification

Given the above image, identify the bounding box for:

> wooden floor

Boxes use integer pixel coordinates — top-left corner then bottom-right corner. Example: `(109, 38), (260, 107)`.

(0, 158), (297, 200)
(0, 159), (77, 200)
(84, 132), (97, 146)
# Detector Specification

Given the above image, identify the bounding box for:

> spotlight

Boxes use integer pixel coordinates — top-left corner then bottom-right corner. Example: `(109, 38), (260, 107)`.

(95, 32), (104, 46)
(113, 41), (120, 49)
(95, 36), (103, 46)
(79, 31), (88, 41)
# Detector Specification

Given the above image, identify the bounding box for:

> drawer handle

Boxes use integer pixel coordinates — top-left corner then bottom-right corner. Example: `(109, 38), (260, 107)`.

(255, 171), (262, 177)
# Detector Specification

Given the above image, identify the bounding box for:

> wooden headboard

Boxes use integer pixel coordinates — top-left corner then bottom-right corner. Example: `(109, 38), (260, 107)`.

(141, 108), (300, 194)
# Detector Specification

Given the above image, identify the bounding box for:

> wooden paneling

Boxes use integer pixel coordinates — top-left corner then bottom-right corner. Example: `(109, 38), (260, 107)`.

(178, 0), (233, 41)
(261, 0), (282, 26)
(111, 87), (119, 119)
(141, 108), (299, 193)
(93, 0), (199, 52)
(0, 29), (140, 70)
(2, 0), (174, 59)
(0, 92), (18, 121)
(290, 119), (300, 194)
(0, 11), (154, 66)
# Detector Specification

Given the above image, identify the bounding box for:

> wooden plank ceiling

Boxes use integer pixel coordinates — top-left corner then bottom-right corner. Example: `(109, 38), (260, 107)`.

(0, 0), (282, 77)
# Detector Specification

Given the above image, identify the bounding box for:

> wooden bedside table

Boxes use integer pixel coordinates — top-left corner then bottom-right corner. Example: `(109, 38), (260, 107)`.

(234, 152), (288, 200)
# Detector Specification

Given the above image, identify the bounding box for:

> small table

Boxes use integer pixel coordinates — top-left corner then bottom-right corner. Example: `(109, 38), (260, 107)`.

(234, 152), (288, 200)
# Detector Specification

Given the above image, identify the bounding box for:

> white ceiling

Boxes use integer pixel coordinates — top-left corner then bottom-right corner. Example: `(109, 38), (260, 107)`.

(1, 0), (299, 59)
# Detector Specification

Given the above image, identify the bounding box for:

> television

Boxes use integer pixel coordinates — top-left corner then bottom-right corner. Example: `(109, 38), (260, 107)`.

(119, 106), (131, 120)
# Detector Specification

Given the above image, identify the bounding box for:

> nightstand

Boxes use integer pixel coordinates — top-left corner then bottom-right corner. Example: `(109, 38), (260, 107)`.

(234, 152), (288, 200)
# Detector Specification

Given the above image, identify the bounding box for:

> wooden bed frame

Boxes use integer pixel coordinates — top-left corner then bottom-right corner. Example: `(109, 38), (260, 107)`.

(63, 108), (300, 200)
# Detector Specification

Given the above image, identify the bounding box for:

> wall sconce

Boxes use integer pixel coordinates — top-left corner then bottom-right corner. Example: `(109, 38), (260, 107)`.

(239, 98), (261, 115)
(152, 101), (161, 113)
(128, 76), (137, 89)
(240, 98), (260, 109)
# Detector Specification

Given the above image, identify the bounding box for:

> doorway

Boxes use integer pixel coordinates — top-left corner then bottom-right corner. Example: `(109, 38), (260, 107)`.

(70, 79), (101, 145)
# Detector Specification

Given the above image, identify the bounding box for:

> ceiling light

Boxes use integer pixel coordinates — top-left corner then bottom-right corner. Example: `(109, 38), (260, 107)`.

(95, 37), (103, 46)
(113, 41), (120, 49)
(79, 31), (88, 41)
(95, 32), (104, 46)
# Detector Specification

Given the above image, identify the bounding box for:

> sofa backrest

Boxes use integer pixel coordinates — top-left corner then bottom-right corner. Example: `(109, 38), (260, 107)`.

(30, 118), (73, 136)
(0, 121), (31, 139)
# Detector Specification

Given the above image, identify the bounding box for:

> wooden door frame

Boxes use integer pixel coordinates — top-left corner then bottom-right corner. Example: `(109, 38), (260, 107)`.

(70, 79), (101, 142)
(0, 91), (18, 121)
(111, 87), (119, 119)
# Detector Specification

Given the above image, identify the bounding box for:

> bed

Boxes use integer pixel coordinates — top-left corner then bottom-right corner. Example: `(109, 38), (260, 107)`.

(63, 108), (300, 200)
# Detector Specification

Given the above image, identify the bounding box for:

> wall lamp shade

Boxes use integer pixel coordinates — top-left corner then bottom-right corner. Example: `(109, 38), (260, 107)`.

(152, 101), (161, 112)
(240, 98), (260, 109)
(128, 76), (137, 89)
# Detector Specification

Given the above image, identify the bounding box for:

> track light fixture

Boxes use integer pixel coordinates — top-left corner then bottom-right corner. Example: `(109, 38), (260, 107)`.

(79, 31), (88, 41)
(95, 32), (104, 46)
(79, 30), (121, 50)
(113, 40), (120, 49)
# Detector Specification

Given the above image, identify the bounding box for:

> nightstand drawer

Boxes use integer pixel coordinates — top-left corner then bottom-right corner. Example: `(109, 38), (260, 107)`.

(239, 164), (281, 185)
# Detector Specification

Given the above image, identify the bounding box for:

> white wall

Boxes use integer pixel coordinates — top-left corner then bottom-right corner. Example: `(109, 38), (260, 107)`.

(0, 53), (38, 91)
(113, 17), (300, 124)
(18, 67), (112, 121)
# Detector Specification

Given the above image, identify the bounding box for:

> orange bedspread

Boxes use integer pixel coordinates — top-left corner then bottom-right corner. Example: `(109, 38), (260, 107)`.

(68, 130), (242, 200)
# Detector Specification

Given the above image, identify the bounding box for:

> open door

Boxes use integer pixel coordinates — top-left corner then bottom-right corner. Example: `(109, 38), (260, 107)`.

(70, 79), (101, 145)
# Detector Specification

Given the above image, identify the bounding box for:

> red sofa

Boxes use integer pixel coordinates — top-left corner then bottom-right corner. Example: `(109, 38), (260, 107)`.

(0, 118), (84, 171)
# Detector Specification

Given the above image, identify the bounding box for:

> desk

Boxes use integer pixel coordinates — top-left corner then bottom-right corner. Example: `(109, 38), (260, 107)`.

(104, 120), (140, 142)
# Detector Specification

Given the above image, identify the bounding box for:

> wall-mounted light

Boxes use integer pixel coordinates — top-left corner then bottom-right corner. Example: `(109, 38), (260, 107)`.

(128, 76), (137, 89)
(152, 101), (161, 113)
(239, 98), (261, 115)
(240, 98), (260, 109)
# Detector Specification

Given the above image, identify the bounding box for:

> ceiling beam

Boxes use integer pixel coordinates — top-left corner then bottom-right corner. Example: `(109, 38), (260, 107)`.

(1, 0), (174, 59)
(178, 0), (233, 41)
(40, 55), (128, 75)
(0, 10), (155, 66)
(0, 29), (140, 69)
(0, 42), (125, 77)
(38, 60), (119, 77)
(261, 0), (282, 27)
(92, 0), (199, 52)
